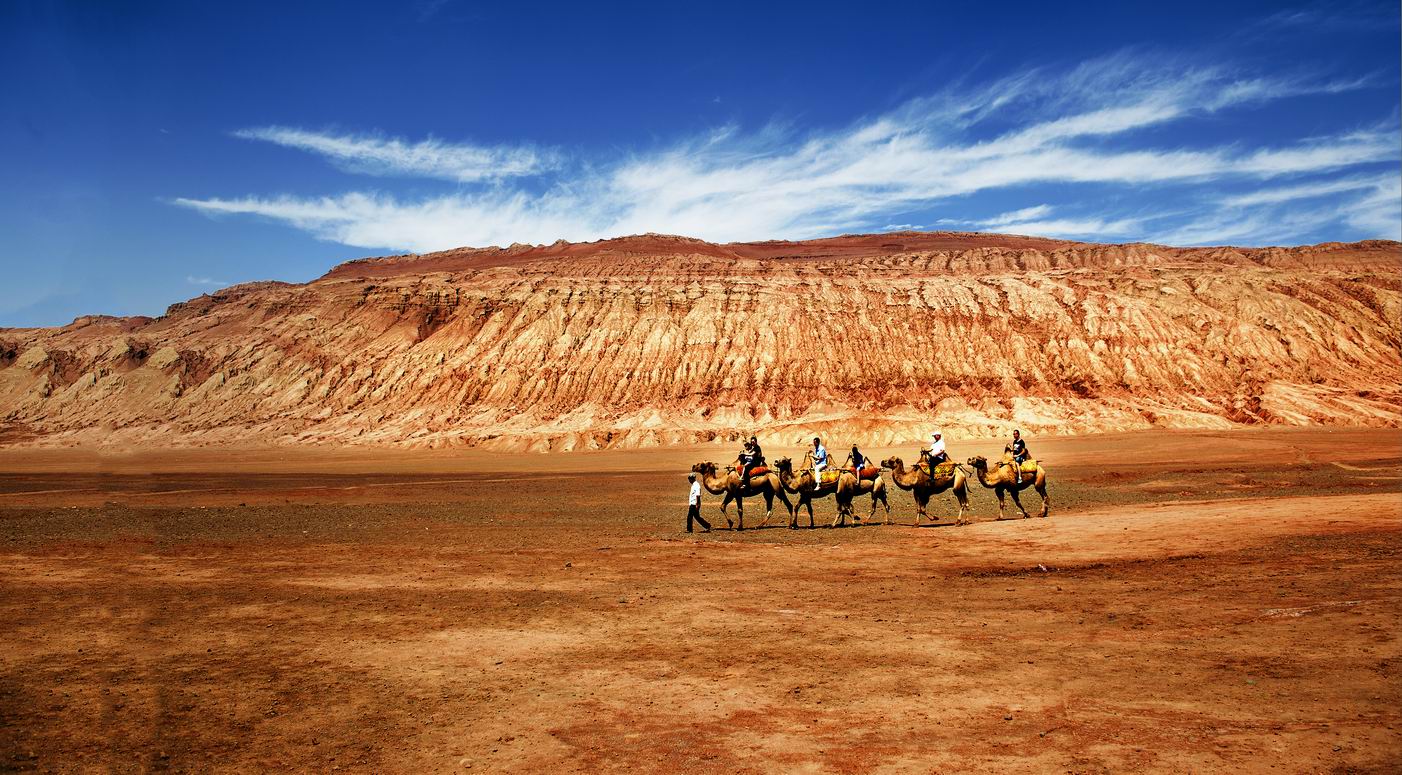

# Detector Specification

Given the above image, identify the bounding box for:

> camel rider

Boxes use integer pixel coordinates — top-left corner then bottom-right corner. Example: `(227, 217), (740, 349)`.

(1010, 429), (1029, 484)
(737, 440), (758, 485)
(811, 436), (828, 489)
(843, 445), (867, 474)
(749, 435), (765, 467)
(927, 430), (949, 468)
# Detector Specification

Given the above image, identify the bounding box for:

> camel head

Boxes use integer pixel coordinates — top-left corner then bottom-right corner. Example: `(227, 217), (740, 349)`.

(691, 462), (717, 476)
(774, 457), (792, 473)
(967, 455), (988, 471)
(881, 456), (901, 470)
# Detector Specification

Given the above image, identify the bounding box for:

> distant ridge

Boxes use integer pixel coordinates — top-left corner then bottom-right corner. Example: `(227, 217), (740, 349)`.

(2, 231), (1399, 450)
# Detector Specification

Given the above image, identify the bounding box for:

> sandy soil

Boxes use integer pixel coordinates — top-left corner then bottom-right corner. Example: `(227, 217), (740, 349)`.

(2, 429), (1399, 772)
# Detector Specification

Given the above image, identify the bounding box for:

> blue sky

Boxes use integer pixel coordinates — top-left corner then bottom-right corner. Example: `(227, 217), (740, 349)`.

(2, 0), (1399, 327)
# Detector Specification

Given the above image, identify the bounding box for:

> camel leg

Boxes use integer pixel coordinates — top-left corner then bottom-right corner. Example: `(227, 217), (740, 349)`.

(829, 498), (845, 529)
(954, 485), (970, 526)
(1035, 481), (1050, 518)
(914, 492), (928, 526)
(994, 488), (1007, 520)
(735, 496), (744, 532)
(720, 491), (735, 530)
(1009, 487), (1031, 519)
(776, 488), (795, 526)
(805, 498), (815, 529)
(756, 491), (774, 528)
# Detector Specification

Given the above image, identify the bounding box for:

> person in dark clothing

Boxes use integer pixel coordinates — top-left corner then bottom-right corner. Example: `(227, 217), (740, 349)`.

(737, 440), (758, 485)
(843, 445), (867, 474)
(1010, 429), (1030, 483)
(686, 473), (710, 532)
(749, 435), (765, 466)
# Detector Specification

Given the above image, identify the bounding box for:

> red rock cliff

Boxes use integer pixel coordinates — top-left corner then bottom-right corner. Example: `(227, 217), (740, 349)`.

(2, 232), (1398, 450)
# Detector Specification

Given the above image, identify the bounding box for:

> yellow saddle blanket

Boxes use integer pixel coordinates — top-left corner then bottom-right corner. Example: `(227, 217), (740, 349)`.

(818, 469), (842, 486)
(919, 461), (957, 478)
(1013, 459), (1037, 473)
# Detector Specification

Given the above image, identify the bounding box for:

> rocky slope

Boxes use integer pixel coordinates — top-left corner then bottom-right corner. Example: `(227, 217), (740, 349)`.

(2, 232), (1399, 451)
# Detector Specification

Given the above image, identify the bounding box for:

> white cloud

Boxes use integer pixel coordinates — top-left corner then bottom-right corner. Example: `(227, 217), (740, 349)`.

(233, 126), (557, 182)
(186, 275), (228, 286)
(942, 205), (1142, 240)
(1150, 176), (1402, 246)
(1219, 173), (1396, 207)
(178, 55), (1400, 250)
(983, 218), (1143, 240)
(978, 205), (1055, 228)
(1343, 177), (1402, 238)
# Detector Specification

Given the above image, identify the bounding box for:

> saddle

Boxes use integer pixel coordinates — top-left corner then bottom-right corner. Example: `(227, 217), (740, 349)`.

(741, 465), (769, 477)
(1016, 459), (1037, 474)
(818, 469), (843, 486)
(850, 465), (880, 481)
(919, 461), (957, 479)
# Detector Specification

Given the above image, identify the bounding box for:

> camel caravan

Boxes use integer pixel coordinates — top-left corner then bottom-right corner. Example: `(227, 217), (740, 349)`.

(688, 430), (1050, 532)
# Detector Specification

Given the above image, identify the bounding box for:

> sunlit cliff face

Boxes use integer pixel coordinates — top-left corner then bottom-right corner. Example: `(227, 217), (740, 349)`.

(2, 232), (1398, 451)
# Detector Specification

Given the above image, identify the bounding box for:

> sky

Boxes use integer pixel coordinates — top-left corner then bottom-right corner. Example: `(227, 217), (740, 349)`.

(1, 0), (1399, 327)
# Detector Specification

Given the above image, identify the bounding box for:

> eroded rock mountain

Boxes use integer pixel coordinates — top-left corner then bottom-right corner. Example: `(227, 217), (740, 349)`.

(3, 231), (1399, 450)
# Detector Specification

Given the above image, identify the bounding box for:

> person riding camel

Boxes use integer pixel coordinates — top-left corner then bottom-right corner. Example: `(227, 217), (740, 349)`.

(1009, 429), (1030, 484)
(810, 436), (828, 490)
(842, 445), (868, 476)
(737, 439), (758, 485)
(749, 435), (765, 468)
(926, 430), (949, 470)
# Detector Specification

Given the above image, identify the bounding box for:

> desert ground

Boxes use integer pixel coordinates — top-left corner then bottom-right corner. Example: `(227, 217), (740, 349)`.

(2, 428), (1399, 773)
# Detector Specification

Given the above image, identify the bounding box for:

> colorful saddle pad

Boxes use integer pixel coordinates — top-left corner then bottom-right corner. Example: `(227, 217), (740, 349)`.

(742, 465), (768, 477)
(852, 466), (880, 480)
(1017, 459), (1037, 474)
(919, 461), (957, 478)
(818, 469), (842, 486)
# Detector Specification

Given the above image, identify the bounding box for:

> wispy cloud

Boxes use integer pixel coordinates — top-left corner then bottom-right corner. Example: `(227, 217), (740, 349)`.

(186, 275), (228, 287)
(178, 54), (1400, 251)
(415, 0), (452, 22)
(977, 205), (1055, 228)
(1219, 172), (1396, 207)
(232, 126), (558, 182)
(942, 205), (1143, 239)
(1151, 176), (1402, 246)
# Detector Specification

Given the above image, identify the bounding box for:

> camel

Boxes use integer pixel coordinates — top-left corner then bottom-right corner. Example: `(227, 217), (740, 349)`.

(965, 451), (1050, 520)
(690, 461), (794, 531)
(881, 454), (972, 526)
(773, 456), (839, 528)
(832, 469), (891, 527)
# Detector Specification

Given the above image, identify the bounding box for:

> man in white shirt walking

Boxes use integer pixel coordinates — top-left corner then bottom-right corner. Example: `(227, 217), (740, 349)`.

(686, 473), (710, 533)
